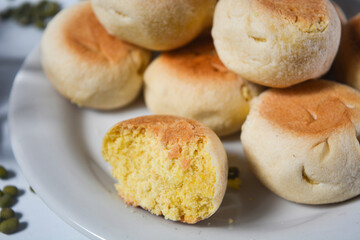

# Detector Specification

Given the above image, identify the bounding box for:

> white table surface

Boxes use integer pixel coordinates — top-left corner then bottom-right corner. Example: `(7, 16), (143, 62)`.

(0, 0), (359, 239)
(1, 1), (89, 239)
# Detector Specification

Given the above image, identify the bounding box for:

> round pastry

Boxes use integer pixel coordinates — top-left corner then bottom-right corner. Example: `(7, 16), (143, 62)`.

(332, 1), (347, 25)
(241, 79), (360, 204)
(212, 0), (341, 88)
(335, 14), (360, 91)
(144, 37), (263, 137)
(91, 0), (217, 51)
(102, 115), (228, 223)
(41, 2), (151, 110)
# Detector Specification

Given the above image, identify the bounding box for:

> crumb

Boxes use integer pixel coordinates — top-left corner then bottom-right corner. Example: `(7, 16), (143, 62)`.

(207, 222), (211, 226)
(248, 197), (253, 201)
(228, 218), (234, 224)
(131, 210), (135, 213)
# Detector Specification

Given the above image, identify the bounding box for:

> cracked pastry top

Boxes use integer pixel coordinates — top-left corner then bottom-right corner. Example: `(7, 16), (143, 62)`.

(260, 79), (360, 136)
(241, 79), (360, 204)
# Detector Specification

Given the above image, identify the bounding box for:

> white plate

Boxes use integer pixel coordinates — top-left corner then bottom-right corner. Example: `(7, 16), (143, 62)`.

(8, 9), (360, 239)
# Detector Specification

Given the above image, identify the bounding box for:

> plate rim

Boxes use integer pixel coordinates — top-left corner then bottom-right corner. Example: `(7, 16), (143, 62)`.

(8, 44), (360, 240)
(8, 45), (103, 240)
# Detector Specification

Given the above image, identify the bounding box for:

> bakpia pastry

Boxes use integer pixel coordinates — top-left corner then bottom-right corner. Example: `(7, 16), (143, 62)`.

(212, 0), (341, 88)
(102, 115), (228, 223)
(241, 80), (360, 204)
(41, 2), (151, 110)
(335, 14), (360, 91)
(144, 37), (263, 137)
(91, 0), (217, 51)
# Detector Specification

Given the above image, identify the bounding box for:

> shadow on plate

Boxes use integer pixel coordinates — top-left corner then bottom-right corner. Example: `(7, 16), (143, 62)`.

(66, 104), (117, 194)
(197, 150), (279, 228)
(74, 94), (147, 115)
(220, 131), (241, 142)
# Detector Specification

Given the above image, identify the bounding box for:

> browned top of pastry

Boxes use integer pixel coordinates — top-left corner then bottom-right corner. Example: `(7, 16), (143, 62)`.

(260, 80), (360, 135)
(256, 0), (330, 32)
(156, 37), (240, 83)
(62, 2), (138, 64)
(116, 115), (211, 146)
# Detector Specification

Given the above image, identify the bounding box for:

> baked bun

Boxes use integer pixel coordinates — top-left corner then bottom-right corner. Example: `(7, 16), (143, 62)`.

(332, 1), (347, 25)
(212, 0), (341, 88)
(102, 115), (227, 223)
(335, 14), (360, 90)
(91, 0), (216, 51)
(144, 37), (263, 137)
(41, 2), (151, 110)
(241, 79), (360, 204)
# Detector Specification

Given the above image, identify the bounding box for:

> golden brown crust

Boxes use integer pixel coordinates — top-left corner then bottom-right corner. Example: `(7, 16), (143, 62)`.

(260, 80), (360, 136)
(115, 115), (210, 146)
(158, 37), (239, 83)
(256, 0), (330, 32)
(62, 2), (136, 64)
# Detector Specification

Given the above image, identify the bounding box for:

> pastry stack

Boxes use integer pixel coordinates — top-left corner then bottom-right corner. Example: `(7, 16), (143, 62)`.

(40, 0), (360, 223)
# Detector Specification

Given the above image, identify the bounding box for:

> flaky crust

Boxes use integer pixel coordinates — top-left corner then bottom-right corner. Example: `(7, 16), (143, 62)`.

(241, 79), (360, 204)
(212, 0), (341, 88)
(104, 115), (228, 223)
(41, 2), (151, 110)
(91, 0), (216, 51)
(144, 37), (263, 136)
